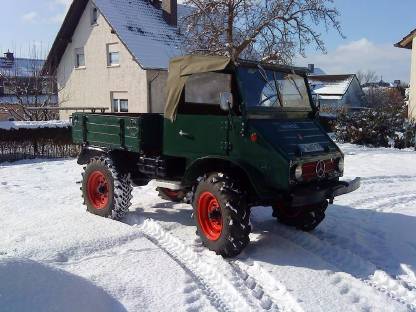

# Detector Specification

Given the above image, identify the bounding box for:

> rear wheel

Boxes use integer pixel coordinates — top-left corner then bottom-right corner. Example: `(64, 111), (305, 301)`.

(82, 156), (132, 220)
(273, 201), (328, 232)
(193, 173), (251, 257)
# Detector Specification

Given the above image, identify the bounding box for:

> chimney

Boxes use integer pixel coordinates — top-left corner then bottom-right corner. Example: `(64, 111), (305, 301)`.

(150, 0), (161, 9)
(4, 51), (14, 61)
(162, 0), (177, 27)
(308, 64), (315, 74)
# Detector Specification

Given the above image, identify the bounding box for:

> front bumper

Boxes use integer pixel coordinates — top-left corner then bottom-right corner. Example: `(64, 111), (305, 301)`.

(290, 178), (361, 207)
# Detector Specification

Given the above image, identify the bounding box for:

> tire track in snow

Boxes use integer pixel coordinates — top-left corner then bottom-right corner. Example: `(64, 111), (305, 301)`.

(400, 265), (416, 292)
(316, 218), (416, 301)
(273, 224), (416, 311)
(230, 260), (304, 312)
(343, 191), (416, 210)
(134, 218), (303, 312)
(360, 176), (416, 185)
(134, 219), (236, 312)
(182, 275), (218, 312)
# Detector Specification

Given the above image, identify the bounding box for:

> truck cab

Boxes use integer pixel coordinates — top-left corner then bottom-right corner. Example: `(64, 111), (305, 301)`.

(73, 55), (360, 257)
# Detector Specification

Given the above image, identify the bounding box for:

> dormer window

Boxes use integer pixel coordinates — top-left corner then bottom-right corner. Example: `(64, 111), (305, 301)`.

(91, 7), (98, 25)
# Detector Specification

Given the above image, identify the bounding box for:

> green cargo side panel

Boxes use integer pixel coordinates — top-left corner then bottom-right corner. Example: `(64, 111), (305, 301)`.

(72, 113), (163, 153)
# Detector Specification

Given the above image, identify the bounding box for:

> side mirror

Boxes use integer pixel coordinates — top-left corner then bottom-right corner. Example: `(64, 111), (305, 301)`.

(219, 92), (233, 111)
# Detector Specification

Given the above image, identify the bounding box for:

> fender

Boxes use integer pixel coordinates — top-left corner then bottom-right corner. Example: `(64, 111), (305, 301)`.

(77, 146), (108, 165)
(182, 156), (270, 200)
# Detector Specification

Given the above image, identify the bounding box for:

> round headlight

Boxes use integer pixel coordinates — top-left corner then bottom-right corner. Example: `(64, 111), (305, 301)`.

(338, 158), (344, 172)
(295, 164), (303, 181)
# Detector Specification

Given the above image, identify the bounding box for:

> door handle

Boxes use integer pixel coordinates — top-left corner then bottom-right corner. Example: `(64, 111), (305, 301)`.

(179, 130), (192, 138)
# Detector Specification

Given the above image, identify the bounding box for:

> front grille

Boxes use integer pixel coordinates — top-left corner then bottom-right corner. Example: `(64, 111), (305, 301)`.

(302, 159), (336, 181)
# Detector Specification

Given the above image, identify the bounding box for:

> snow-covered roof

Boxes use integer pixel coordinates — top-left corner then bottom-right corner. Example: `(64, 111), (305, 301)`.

(308, 75), (355, 96)
(94, 0), (187, 69)
(0, 57), (44, 78)
(46, 0), (190, 72)
(319, 95), (343, 100)
(0, 120), (70, 130)
(310, 67), (326, 75)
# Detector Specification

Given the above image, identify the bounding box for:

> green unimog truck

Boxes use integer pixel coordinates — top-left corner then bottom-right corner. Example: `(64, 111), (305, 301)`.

(72, 55), (360, 257)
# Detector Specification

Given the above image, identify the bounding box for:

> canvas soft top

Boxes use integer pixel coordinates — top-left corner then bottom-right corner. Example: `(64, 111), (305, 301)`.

(164, 55), (232, 121)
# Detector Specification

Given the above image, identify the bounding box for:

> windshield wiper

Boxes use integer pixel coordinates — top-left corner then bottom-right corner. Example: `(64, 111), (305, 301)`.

(273, 71), (284, 107)
(257, 64), (283, 107)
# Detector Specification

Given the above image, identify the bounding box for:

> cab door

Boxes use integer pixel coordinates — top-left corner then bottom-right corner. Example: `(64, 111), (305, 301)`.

(163, 72), (232, 159)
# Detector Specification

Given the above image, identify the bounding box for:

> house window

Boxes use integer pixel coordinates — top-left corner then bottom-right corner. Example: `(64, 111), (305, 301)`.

(112, 99), (128, 112)
(107, 43), (120, 66)
(75, 48), (85, 68)
(109, 52), (119, 66)
(91, 7), (98, 25)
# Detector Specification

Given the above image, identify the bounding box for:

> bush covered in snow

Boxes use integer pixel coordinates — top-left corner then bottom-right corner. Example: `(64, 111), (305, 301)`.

(0, 122), (79, 162)
(334, 103), (416, 149)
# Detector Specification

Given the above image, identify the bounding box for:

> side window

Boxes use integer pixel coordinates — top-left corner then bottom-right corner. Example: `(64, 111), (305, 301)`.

(181, 72), (232, 115)
(75, 48), (85, 68)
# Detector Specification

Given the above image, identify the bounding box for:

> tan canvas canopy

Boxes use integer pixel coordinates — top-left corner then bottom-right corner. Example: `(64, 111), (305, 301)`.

(164, 55), (232, 121)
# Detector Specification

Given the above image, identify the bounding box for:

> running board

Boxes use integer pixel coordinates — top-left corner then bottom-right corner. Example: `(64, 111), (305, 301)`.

(153, 179), (183, 191)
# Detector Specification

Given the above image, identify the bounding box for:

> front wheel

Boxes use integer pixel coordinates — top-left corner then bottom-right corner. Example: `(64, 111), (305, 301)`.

(273, 200), (328, 232)
(81, 156), (132, 220)
(193, 173), (251, 257)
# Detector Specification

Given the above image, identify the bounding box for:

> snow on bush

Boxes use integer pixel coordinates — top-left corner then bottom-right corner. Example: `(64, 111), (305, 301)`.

(0, 120), (70, 131)
(334, 103), (416, 149)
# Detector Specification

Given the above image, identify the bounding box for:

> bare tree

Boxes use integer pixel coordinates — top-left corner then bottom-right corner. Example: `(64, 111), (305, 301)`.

(356, 70), (379, 86)
(0, 46), (65, 121)
(364, 86), (405, 109)
(181, 0), (343, 64)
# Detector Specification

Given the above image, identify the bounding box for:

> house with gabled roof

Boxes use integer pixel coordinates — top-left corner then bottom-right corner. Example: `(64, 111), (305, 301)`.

(308, 74), (367, 111)
(395, 28), (416, 119)
(45, 0), (186, 119)
(0, 51), (57, 108)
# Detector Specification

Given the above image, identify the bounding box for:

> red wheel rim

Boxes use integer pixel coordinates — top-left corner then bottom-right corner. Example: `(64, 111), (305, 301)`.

(197, 192), (223, 241)
(87, 171), (109, 210)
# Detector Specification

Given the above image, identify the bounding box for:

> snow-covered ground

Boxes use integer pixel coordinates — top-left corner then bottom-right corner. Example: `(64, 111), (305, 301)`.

(1, 144), (416, 312)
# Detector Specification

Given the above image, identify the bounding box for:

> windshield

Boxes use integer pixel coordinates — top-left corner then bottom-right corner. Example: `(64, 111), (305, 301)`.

(237, 66), (312, 111)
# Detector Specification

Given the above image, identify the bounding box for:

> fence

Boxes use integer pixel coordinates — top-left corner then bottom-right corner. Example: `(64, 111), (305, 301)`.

(0, 126), (80, 162)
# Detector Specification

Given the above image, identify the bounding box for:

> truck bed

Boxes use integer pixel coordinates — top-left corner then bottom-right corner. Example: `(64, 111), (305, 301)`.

(71, 113), (163, 153)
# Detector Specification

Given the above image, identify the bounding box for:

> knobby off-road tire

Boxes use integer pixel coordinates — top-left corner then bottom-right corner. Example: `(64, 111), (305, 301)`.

(193, 173), (251, 257)
(82, 156), (133, 220)
(273, 201), (328, 232)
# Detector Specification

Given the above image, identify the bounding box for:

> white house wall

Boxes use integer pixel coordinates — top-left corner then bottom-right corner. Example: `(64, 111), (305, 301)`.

(343, 78), (365, 108)
(409, 37), (416, 119)
(57, 0), (148, 119)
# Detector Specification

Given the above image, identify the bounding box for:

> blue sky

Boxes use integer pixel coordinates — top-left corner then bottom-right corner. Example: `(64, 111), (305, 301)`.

(0, 0), (414, 81)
